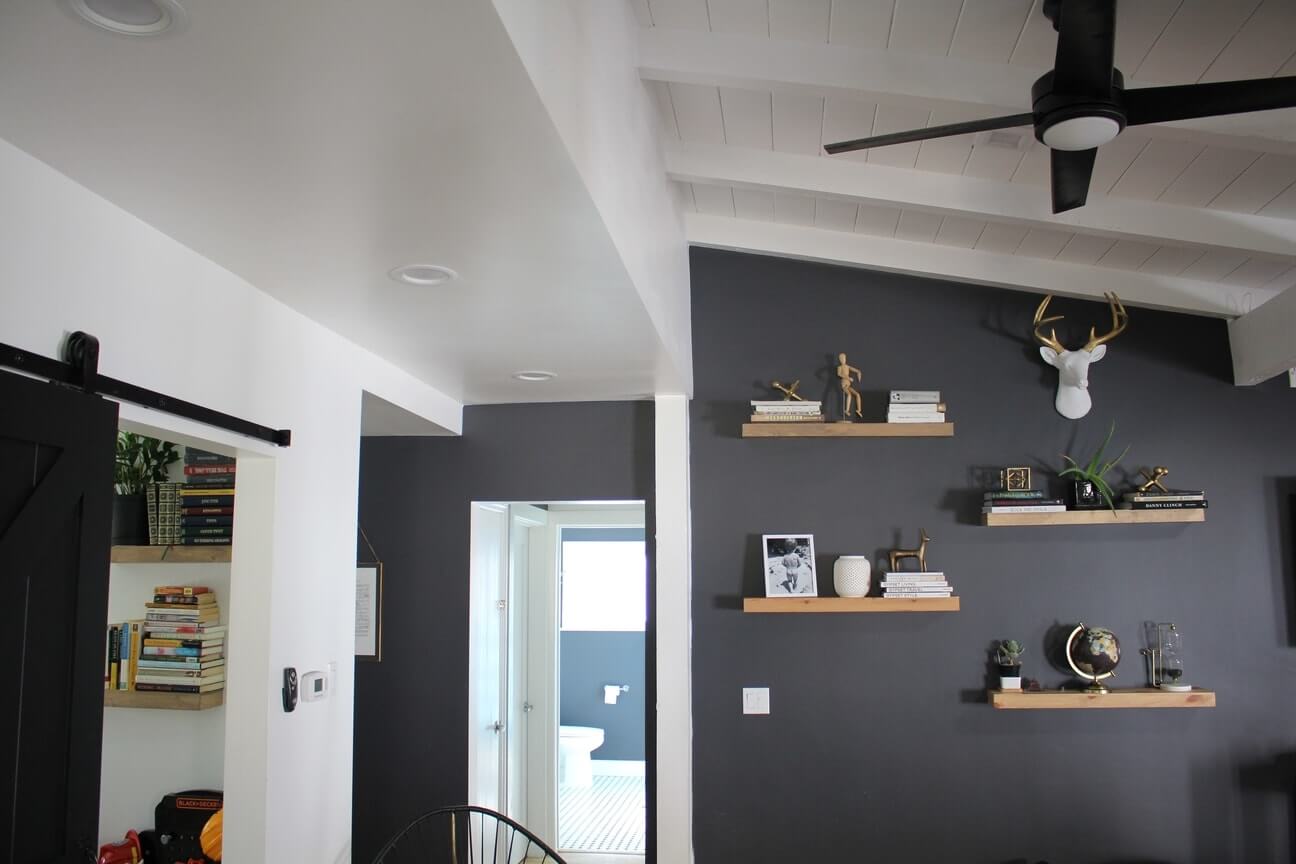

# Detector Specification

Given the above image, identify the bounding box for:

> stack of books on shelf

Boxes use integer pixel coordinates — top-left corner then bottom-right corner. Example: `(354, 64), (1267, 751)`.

(881, 571), (953, 598)
(180, 448), (235, 546)
(136, 586), (226, 695)
(105, 619), (144, 691)
(1120, 488), (1208, 511)
(887, 390), (947, 424)
(982, 489), (1067, 515)
(749, 400), (824, 423)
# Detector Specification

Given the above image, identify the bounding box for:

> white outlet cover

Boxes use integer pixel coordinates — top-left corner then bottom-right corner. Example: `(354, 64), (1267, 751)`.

(742, 687), (770, 715)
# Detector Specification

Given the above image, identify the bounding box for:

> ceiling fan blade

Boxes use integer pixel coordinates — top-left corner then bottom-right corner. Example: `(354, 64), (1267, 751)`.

(1050, 0), (1116, 98)
(824, 113), (1033, 155)
(1051, 147), (1097, 213)
(1125, 76), (1296, 126)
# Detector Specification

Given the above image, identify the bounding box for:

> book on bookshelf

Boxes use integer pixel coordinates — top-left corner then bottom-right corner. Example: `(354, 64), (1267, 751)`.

(176, 494), (235, 507)
(184, 447), (235, 465)
(184, 463), (237, 476)
(984, 498), (1065, 507)
(879, 571), (945, 583)
(983, 490), (1046, 500)
(1119, 501), (1209, 510)
(749, 413), (825, 423)
(134, 682), (225, 694)
(183, 474), (237, 488)
(886, 413), (945, 423)
(179, 515), (234, 527)
(151, 594), (217, 606)
(890, 390), (941, 403)
(1122, 492), (1206, 503)
(154, 585), (213, 596)
(179, 536), (234, 546)
(982, 504), (1067, 514)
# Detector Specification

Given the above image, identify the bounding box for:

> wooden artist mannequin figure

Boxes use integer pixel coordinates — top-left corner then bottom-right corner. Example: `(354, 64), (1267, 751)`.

(836, 352), (863, 420)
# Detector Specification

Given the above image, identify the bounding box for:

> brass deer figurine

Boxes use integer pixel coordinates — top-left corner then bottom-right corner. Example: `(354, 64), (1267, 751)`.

(888, 529), (931, 572)
(1033, 292), (1128, 420)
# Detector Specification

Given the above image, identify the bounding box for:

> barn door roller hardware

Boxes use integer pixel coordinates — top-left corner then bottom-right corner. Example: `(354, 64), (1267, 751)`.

(0, 331), (291, 447)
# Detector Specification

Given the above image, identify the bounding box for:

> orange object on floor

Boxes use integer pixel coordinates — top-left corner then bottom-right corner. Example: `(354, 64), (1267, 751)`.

(200, 809), (223, 861)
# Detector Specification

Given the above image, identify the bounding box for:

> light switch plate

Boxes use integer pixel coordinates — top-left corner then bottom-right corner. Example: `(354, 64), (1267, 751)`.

(743, 687), (770, 715)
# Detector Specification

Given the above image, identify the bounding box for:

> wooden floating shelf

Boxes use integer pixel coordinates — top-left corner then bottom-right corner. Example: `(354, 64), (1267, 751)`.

(111, 545), (232, 564)
(742, 422), (954, 438)
(981, 509), (1205, 527)
(990, 687), (1215, 710)
(104, 689), (225, 711)
(743, 596), (959, 613)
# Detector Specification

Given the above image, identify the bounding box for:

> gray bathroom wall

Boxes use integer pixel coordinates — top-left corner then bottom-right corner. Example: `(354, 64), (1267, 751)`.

(560, 631), (647, 761)
(688, 247), (1296, 863)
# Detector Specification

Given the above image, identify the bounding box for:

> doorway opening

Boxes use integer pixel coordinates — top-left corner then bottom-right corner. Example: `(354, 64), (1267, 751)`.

(469, 502), (648, 864)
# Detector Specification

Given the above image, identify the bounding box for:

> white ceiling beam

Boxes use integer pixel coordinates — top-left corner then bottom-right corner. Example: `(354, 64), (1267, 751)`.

(686, 212), (1272, 318)
(1228, 287), (1296, 385)
(666, 142), (1296, 260)
(639, 29), (1296, 153)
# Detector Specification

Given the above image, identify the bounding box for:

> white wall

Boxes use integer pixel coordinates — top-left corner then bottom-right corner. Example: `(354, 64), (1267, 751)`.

(490, 0), (694, 395)
(0, 138), (461, 863)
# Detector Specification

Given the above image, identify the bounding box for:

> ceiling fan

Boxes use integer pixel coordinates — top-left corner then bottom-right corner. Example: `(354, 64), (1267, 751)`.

(823, 0), (1296, 213)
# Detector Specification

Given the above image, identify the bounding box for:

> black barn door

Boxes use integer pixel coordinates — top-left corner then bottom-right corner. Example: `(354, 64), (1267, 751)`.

(0, 370), (117, 863)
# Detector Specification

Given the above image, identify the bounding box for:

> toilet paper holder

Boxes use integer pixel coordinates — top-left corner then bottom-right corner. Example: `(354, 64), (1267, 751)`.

(603, 684), (629, 704)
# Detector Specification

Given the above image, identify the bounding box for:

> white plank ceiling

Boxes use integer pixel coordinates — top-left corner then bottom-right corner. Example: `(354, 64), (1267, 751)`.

(637, 0), (1296, 315)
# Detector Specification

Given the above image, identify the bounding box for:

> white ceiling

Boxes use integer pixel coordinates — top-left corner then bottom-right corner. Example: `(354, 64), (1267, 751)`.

(636, 0), (1296, 317)
(0, 0), (684, 405)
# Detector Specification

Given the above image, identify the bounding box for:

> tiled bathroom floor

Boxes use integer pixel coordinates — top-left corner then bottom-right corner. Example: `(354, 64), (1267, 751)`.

(558, 773), (646, 854)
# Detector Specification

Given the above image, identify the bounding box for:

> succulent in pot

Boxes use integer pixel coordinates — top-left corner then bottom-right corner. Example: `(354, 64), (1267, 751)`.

(995, 639), (1025, 690)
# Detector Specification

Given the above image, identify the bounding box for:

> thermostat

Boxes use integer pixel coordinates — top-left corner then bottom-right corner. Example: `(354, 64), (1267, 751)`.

(300, 670), (330, 702)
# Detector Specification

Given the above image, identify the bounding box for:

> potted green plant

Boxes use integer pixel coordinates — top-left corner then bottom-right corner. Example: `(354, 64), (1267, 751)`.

(1058, 421), (1129, 510)
(113, 432), (179, 545)
(995, 639), (1024, 690)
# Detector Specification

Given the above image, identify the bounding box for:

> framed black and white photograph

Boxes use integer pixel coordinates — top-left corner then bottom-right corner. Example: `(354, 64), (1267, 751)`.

(762, 534), (817, 596)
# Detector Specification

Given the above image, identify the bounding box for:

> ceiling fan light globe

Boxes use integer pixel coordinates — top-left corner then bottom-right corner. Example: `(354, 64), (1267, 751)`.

(1042, 116), (1121, 151)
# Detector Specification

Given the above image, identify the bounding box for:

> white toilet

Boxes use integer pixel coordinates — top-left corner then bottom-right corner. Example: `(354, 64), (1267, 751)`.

(558, 725), (605, 787)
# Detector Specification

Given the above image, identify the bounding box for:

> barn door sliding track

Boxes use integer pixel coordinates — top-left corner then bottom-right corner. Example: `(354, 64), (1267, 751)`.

(0, 331), (291, 447)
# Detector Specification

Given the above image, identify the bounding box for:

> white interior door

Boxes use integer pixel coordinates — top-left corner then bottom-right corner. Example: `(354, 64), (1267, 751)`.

(507, 504), (547, 824)
(468, 502), (509, 810)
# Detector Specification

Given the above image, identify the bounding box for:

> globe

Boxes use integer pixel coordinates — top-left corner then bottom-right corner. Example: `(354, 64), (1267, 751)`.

(1067, 625), (1120, 683)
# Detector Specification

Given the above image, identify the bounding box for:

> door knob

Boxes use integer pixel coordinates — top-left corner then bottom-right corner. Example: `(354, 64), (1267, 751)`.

(491, 721), (505, 733)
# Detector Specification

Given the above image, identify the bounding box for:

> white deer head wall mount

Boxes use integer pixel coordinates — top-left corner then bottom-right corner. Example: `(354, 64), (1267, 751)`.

(1033, 292), (1128, 420)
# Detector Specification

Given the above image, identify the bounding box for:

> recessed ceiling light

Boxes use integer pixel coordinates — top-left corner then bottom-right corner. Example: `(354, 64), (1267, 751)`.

(514, 371), (557, 383)
(388, 264), (458, 286)
(67, 0), (187, 36)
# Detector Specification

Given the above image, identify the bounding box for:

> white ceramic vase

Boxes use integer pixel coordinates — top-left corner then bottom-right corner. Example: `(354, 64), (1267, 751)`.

(833, 556), (872, 598)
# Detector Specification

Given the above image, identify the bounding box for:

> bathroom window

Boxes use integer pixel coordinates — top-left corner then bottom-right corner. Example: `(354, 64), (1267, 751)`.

(560, 528), (646, 632)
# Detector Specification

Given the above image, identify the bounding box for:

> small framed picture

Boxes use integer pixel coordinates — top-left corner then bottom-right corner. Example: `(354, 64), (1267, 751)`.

(356, 563), (383, 661)
(762, 534), (817, 596)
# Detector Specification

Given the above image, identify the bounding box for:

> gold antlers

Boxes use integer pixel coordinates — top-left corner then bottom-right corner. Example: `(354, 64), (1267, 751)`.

(1033, 292), (1128, 353)
(1033, 295), (1066, 353)
(1083, 292), (1128, 352)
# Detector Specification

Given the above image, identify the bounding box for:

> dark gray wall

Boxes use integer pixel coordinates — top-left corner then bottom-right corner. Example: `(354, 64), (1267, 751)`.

(353, 402), (655, 864)
(689, 247), (1296, 864)
(560, 631), (646, 760)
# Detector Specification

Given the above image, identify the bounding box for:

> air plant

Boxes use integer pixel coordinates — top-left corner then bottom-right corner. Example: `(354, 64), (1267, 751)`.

(1058, 421), (1129, 511)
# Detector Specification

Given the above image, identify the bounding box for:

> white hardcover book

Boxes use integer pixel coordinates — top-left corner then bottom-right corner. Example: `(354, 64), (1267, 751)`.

(884, 591), (953, 598)
(982, 504), (1067, 513)
(890, 390), (941, 403)
(887, 402), (947, 414)
(880, 581), (950, 589)
(751, 401), (822, 410)
(887, 415), (946, 424)
(881, 572), (945, 582)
